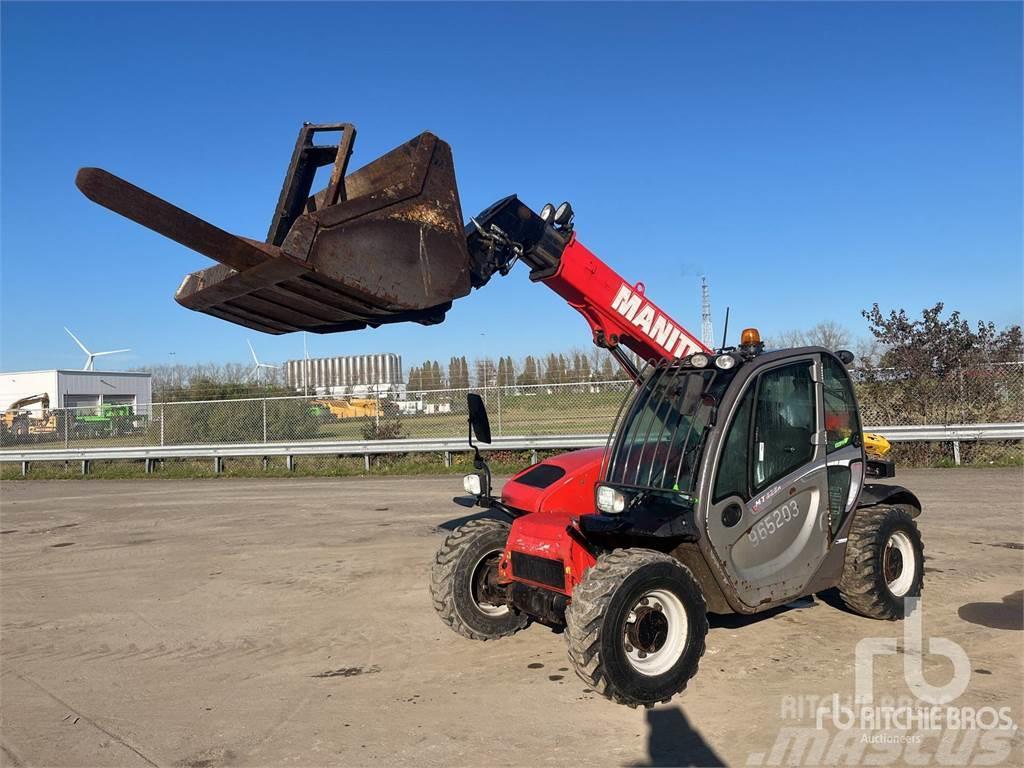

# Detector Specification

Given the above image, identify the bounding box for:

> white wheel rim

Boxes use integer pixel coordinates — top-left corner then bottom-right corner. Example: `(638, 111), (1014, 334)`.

(623, 588), (688, 677)
(884, 531), (916, 597)
(470, 551), (509, 617)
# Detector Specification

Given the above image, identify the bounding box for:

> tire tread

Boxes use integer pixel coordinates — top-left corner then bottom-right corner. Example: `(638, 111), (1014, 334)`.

(430, 518), (527, 641)
(565, 548), (708, 707)
(838, 505), (925, 620)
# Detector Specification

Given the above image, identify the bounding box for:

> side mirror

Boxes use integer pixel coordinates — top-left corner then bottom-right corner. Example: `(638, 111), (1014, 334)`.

(836, 350), (855, 365)
(466, 393), (492, 444)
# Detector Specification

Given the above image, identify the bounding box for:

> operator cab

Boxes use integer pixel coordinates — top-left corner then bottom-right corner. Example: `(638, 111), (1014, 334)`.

(592, 333), (877, 610)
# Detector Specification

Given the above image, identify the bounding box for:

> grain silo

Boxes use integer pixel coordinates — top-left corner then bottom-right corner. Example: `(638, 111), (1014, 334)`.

(286, 353), (403, 395)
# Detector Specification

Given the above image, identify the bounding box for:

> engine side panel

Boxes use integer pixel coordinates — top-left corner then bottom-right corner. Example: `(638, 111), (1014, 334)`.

(498, 448), (604, 596)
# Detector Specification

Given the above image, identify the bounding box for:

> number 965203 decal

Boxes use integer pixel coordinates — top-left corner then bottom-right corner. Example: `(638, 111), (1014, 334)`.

(747, 499), (801, 547)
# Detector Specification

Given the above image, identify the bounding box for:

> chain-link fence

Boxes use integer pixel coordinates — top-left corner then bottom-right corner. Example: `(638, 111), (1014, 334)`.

(854, 362), (1024, 427)
(2, 365), (1021, 452)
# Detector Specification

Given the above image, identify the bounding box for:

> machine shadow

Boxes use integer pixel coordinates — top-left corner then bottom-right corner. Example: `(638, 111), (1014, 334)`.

(814, 586), (864, 616)
(630, 706), (726, 767)
(958, 590), (1023, 631)
(708, 594), (818, 630)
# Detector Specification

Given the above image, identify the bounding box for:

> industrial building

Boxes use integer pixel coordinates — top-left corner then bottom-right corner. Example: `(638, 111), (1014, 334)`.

(0, 370), (153, 415)
(286, 353), (403, 395)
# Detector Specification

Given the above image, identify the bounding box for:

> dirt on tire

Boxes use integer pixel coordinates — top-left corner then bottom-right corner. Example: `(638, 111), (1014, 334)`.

(564, 548), (708, 708)
(430, 518), (528, 641)
(839, 505), (925, 620)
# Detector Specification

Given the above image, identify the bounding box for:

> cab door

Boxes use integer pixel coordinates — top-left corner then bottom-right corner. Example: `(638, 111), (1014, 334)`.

(822, 355), (866, 537)
(705, 356), (831, 609)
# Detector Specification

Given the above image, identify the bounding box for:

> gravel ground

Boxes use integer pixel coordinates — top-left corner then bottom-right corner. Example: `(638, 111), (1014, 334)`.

(1, 469), (1021, 767)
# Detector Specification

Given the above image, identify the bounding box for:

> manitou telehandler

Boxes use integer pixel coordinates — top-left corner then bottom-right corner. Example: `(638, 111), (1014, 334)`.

(77, 123), (923, 708)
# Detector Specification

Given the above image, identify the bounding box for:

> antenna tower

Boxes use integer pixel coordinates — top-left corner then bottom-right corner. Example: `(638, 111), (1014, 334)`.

(700, 277), (715, 349)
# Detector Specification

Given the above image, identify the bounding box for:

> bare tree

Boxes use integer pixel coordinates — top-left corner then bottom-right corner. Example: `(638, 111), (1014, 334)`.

(804, 321), (851, 350)
(766, 329), (808, 348)
(767, 322), (850, 351)
(854, 336), (884, 368)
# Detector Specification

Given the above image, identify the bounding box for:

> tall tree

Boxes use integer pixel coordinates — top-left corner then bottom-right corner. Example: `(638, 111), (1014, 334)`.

(407, 366), (422, 391)
(518, 356), (539, 386)
(600, 357), (616, 381)
(417, 360), (438, 390)
(859, 302), (1023, 425)
(544, 353), (568, 385)
(862, 303), (1022, 372)
(475, 357), (496, 387)
(577, 353), (592, 383)
(500, 356), (517, 388)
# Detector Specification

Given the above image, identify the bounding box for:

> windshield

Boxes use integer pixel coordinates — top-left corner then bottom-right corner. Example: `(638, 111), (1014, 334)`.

(604, 366), (727, 493)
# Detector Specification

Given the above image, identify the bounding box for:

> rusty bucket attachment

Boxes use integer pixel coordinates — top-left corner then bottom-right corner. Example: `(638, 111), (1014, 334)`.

(76, 123), (472, 334)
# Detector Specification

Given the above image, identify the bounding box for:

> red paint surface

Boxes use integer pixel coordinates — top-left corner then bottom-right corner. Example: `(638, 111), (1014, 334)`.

(542, 237), (709, 363)
(499, 447), (604, 595)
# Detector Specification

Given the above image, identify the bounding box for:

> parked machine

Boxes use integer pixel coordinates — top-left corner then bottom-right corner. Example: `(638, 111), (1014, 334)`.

(76, 121), (921, 708)
(73, 403), (141, 438)
(313, 398), (379, 421)
(1, 393), (58, 442)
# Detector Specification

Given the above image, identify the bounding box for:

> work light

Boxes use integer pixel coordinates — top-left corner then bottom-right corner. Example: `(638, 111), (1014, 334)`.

(463, 473), (483, 496)
(714, 353), (738, 370)
(596, 485), (626, 514)
(554, 201), (574, 226)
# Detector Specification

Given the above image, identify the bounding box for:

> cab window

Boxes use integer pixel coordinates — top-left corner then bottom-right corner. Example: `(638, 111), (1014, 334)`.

(713, 386), (754, 502)
(752, 362), (816, 492)
(822, 356), (861, 453)
(823, 356), (862, 534)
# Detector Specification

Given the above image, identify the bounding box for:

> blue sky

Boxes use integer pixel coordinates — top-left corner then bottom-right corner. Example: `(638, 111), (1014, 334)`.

(2, 1), (1021, 372)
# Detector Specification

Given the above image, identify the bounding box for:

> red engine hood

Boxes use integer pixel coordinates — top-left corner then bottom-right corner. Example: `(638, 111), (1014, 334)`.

(500, 446), (605, 518)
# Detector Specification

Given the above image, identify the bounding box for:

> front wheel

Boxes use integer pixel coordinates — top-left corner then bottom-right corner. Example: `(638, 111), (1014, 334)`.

(565, 549), (707, 708)
(430, 519), (528, 640)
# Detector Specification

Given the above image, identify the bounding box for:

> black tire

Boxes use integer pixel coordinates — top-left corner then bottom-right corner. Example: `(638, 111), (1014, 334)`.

(839, 505), (925, 620)
(430, 519), (528, 640)
(565, 549), (707, 708)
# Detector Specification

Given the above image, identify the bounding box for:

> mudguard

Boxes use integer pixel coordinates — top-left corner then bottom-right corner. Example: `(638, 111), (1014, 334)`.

(856, 483), (922, 516)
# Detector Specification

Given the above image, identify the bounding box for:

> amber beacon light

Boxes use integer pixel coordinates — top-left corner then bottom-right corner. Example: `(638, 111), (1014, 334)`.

(740, 328), (761, 346)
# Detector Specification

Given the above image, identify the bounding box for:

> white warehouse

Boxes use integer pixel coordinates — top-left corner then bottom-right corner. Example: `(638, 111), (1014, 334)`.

(0, 370), (153, 415)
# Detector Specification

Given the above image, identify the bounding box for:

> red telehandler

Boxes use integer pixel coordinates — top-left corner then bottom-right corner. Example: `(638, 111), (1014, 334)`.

(78, 124), (921, 707)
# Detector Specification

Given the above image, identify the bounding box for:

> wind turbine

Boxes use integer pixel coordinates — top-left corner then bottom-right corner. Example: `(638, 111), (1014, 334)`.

(64, 327), (130, 371)
(247, 340), (281, 386)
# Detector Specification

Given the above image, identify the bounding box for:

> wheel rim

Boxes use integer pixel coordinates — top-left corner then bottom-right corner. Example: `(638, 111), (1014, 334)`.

(884, 530), (916, 597)
(623, 588), (688, 677)
(470, 550), (509, 617)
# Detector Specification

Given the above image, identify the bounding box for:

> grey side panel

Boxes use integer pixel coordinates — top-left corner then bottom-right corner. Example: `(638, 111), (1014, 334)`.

(706, 460), (830, 609)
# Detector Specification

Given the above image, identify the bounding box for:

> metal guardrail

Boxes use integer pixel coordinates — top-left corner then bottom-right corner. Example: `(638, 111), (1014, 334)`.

(866, 423), (1024, 441)
(2, 423), (1020, 475)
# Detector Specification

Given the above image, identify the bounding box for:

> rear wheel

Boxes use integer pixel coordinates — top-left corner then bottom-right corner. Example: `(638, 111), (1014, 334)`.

(565, 549), (707, 708)
(839, 505), (924, 620)
(431, 519), (528, 640)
